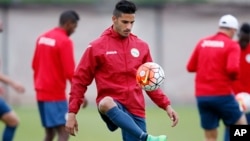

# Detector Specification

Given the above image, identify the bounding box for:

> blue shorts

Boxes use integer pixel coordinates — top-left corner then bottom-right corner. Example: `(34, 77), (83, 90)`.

(38, 100), (68, 128)
(99, 101), (146, 141)
(196, 95), (243, 130)
(0, 97), (11, 117)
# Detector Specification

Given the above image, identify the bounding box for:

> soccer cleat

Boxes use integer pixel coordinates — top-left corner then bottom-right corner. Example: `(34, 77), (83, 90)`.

(146, 135), (167, 141)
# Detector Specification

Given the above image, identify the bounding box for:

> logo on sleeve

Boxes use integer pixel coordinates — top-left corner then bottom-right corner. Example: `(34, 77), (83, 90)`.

(131, 48), (139, 58)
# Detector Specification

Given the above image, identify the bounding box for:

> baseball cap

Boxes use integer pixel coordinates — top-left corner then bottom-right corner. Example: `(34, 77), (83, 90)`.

(218, 14), (239, 30)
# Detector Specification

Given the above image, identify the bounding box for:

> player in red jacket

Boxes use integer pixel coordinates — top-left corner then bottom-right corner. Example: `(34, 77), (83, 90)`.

(186, 14), (247, 141)
(65, 1), (178, 141)
(232, 23), (250, 94)
(224, 23), (250, 141)
(32, 10), (79, 141)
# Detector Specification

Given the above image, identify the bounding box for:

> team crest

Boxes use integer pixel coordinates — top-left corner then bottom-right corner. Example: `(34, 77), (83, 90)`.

(131, 48), (139, 58)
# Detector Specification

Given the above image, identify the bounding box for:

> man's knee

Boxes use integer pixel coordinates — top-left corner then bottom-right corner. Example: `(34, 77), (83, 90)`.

(2, 111), (19, 127)
(235, 114), (248, 125)
(98, 96), (116, 114)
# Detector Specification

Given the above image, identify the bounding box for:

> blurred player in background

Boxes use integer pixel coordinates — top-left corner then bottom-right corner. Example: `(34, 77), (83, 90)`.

(32, 10), (81, 141)
(0, 21), (25, 141)
(65, 1), (179, 141)
(186, 14), (247, 141)
(224, 22), (250, 141)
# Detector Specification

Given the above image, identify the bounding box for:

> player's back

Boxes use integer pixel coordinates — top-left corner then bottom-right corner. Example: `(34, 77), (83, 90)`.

(33, 27), (72, 98)
(194, 32), (240, 95)
(35, 28), (68, 69)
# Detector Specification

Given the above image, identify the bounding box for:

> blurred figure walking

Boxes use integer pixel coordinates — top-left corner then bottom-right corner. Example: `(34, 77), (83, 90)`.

(0, 21), (25, 141)
(32, 10), (79, 141)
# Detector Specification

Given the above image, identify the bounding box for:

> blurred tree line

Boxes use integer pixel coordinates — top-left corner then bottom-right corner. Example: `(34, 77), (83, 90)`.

(1, 0), (250, 6)
(0, 0), (207, 5)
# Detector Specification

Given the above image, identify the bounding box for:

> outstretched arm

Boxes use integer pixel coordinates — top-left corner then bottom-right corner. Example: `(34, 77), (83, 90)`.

(0, 72), (25, 93)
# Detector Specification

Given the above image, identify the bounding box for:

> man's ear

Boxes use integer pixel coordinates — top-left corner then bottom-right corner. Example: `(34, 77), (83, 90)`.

(112, 16), (116, 23)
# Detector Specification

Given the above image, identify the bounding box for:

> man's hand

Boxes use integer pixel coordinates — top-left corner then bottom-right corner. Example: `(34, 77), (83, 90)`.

(81, 98), (88, 109)
(11, 81), (25, 94)
(65, 113), (78, 136)
(166, 105), (179, 127)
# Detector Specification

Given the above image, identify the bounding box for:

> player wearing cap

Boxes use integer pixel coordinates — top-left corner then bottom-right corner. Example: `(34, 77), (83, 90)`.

(186, 14), (248, 141)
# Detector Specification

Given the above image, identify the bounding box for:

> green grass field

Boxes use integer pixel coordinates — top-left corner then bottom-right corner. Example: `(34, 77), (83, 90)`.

(0, 105), (224, 141)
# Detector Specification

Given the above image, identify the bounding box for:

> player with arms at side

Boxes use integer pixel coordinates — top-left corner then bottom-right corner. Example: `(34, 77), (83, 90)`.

(224, 23), (250, 141)
(32, 10), (82, 141)
(0, 21), (25, 141)
(65, 1), (178, 141)
(186, 15), (247, 141)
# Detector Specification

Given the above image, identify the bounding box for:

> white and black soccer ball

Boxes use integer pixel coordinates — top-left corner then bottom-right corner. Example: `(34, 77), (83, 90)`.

(136, 62), (165, 91)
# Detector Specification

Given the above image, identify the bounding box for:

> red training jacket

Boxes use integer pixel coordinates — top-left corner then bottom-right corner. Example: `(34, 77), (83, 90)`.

(232, 43), (250, 94)
(186, 32), (240, 96)
(68, 26), (170, 118)
(32, 27), (75, 101)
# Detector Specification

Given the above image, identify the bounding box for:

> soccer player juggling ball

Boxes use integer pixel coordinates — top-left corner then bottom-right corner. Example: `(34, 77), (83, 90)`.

(186, 14), (248, 141)
(65, 1), (179, 141)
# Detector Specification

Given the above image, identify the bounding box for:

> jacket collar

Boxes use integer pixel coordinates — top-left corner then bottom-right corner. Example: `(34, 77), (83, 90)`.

(217, 31), (230, 38)
(54, 27), (68, 36)
(101, 25), (134, 40)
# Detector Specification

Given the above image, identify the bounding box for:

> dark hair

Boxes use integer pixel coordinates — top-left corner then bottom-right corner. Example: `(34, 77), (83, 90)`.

(59, 10), (80, 25)
(113, 0), (137, 17)
(240, 23), (250, 34)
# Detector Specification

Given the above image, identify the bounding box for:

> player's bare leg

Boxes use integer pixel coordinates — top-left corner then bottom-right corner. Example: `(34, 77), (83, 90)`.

(56, 125), (69, 141)
(98, 96), (167, 141)
(235, 114), (248, 125)
(44, 127), (56, 141)
(1, 111), (19, 127)
(204, 128), (218, 141)
(98, 96), (117, 114)
(1, 111), (19, 141)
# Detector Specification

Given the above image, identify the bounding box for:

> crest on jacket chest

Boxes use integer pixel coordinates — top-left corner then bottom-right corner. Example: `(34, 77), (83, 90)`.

(131, 48), (139, 58)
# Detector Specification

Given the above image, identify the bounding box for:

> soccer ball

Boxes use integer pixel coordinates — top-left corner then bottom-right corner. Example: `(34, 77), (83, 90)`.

(235, 92), (250, 113)
(136, 62), (165, 91)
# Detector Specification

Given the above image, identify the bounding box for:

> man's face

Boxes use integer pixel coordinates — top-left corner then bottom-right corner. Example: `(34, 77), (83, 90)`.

(238, 32), (250, 49)
(229, 28), (237, 39)
(112, 13), (135, 37)
(65, 21), (77, 36)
